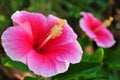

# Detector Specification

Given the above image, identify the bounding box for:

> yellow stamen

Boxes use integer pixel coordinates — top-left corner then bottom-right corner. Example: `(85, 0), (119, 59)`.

(103, 16), (113, 27)
(49, 19), (67, 39)
(94, 16), (113, 32)
(38, 19), (67, 50)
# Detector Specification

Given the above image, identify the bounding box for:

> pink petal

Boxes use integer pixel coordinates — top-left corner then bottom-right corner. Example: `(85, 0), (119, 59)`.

(95, 28), (116, 48)
(44, 41), (83, 64)
(80, 18), (96, 39)
(80, 12), (102, 28)
(1, 27), (33, 63)
(79, 12), (101, 39)
(27, 50), (69, 77)
(11, 11), (48, 48)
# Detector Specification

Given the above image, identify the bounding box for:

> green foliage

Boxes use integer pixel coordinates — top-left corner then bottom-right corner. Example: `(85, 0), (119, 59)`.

(53, 62), (103, 80)
(82, 48), (104, 62)
(105, 42), (120, 70)
(78, 34), (93, 48)
(24, 76), (42, 80)
(1, 57), (30, 72)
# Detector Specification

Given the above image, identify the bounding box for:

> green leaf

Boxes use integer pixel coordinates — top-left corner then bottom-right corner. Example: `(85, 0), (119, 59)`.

(82, 48), (104, 62)
(24, 76), (42, 80)
(53, 62), (103, 80)
(83, 68), (108, 79)
(108, 73), (120, 80)
(105, 42), (120, 70)
(1, 57), (30, 72)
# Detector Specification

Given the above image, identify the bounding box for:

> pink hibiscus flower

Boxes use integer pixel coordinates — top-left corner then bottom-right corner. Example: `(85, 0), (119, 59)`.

(79, 12), (115, 48)
(1, 11), (83, 77)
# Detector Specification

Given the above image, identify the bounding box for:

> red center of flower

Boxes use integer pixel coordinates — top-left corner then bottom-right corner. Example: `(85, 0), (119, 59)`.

(94, 16), (113, 32)
(37, 19), (67, 51)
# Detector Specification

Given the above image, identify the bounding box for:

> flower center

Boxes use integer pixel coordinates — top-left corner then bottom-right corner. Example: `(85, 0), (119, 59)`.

(94, 16), (113, 32)
(37, 19), (67, 50)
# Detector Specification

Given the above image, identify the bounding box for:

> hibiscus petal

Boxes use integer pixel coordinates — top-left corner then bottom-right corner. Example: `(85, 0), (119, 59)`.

(81, 12), (105, 32)
(80, 18), (96, 39)
(80, 12), (99, 39)
(27, 50), (69, 77)
(45, 41), (83, 64)
(1, 27), (33, 63)
(95, 28), (116, 48)
(11, 11), (48, 47)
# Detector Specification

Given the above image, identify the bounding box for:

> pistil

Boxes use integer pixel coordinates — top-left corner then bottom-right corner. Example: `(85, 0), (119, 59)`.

(94, 16), (113, 32)
(37, 19), (67, 50)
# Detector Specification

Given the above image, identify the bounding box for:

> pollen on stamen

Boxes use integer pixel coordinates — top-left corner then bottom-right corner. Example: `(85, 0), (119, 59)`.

(49, 19), (67, 39)
(103, 16), (113, 27)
